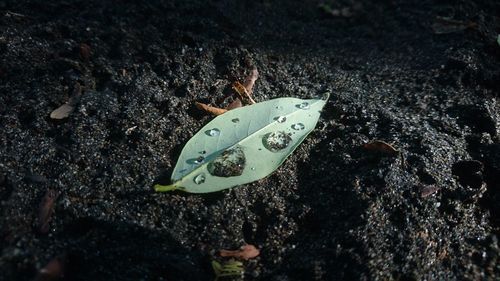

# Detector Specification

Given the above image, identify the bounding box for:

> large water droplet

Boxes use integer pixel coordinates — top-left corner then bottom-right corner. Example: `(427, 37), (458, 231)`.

(232, 118), (240, 123)
(206, 128), (220, 137)
(194, 173), (206, 184)
(291, 123), (305, 130)
(263, 131), (292, 152)
(208, 146), (246, 177)
(274, 116), (286, 123)
(297, 102), (310, 110)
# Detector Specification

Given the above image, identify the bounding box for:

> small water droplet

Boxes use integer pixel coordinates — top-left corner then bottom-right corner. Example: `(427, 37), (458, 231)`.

(206, 128), (220, 137)
(194, 174), (206, 184)
(274, 116), (286, 123)
(291, 123), (305, 130)
(263, 131), (292, 152)
(232, 118), (240, 123)
(208, 146), (246, 177)
(298, 102), (310, 110)
(200, 150), (206, 154)
(194, 156), (205, 164)
(275, 105), (284, 110)
(251, 167), (256, 171)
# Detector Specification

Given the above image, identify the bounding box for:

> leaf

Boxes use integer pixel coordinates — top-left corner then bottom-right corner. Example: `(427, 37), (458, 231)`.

(155, 93), (329, 193)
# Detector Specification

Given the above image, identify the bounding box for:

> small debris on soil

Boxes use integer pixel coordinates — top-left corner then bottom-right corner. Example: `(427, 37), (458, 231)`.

(318, 3), (359, 18)
(212, 259), (244, 281)
(220, 244), (260, 260)
(49, 104), (74, 120)
(431, 17), (477, 34)
(49, 82), (82, 120)
(35, 255), (65, 281)
(243, 66), (259, 95)
(79, 43), (91, 61)
(362, 140), (399, 157)
(38, 189), (59, 234)
(420, 185), (440, 198)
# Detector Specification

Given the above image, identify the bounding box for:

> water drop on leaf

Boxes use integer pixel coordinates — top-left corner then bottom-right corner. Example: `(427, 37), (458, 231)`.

(274, 116), (286, 123)
(263, 131), (292, 152)
(206, 128), (221, 137)
(208, 146), (246, 177)
(194, 156), (205, 164)
(291, 123), (305, 130)
(194, 174), (206, 184)
(297, 102), (310, 110)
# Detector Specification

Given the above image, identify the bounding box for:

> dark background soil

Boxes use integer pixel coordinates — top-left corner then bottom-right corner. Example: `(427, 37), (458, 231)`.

(1, 0), (500, 280)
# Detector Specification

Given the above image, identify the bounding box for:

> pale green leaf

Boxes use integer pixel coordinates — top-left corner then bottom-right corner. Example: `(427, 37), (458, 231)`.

(155, 93), (329, 193)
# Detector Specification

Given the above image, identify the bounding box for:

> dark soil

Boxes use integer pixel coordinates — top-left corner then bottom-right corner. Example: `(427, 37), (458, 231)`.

(1, 0), (500, 280)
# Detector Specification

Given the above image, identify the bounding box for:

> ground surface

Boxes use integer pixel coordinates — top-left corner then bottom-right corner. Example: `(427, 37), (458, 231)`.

(1, 0), (500, 280)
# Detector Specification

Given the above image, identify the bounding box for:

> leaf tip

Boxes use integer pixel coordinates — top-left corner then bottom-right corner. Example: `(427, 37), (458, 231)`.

(319, 92), (330, 101)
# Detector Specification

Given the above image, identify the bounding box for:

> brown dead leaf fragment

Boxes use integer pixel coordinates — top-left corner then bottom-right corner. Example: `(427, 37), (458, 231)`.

(232, 81), (256, 105)
(220, 244), (260, 260)
(79, 43), (91, 61)
(226, 98), (242, 110)
(35, 255), (65, 281)
(195, 101), (227, 116)
(243, 66), (259, 95)
(431, 17), (477, 34)
(363, 140), (399, 156)
(38, 189), (59, 234)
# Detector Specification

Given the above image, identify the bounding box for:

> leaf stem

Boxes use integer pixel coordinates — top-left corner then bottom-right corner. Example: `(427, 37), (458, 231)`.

(154, 184), (179, 192)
